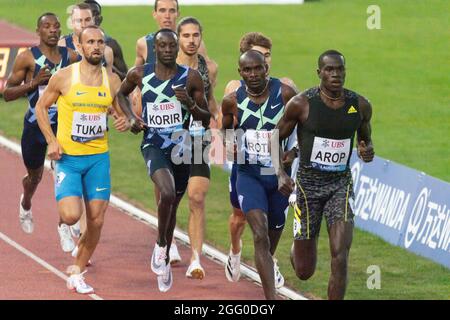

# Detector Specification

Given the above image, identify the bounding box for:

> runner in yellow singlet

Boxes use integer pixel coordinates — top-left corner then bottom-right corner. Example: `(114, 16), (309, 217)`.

(36, 25), (132, 294)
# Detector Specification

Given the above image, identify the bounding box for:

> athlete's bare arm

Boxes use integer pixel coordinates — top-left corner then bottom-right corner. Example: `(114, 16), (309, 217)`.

(3, 50), (50, 102)
(279, 83), (300, 167)
(135, 36), (147, 67)
(174, 69), (210, 127)
(108, 71), (130, 132)
(271, 93), (309, 196)
(118, 66), (146, 134)
(206, 62), (219, 121)
(221, 92), (237, 130)
(221, 92), (238, 160)
(35, 68), (71, 160)
(357, 95), (374, 162)
(106, 37), (128, 80)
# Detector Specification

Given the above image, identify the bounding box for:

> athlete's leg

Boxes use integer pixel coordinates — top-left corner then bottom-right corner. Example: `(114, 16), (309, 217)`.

(151, 168), (176, 248)
(187, 176), (209, 261)
(21, 166), (44, 210)
(229, 207), (246, 254)
(246, 209), (275, 300)
(327, 221), (353, 300)
(228, 164), (246, 254)
(291, 237), (318, 280)
(75, 199), (109, 272)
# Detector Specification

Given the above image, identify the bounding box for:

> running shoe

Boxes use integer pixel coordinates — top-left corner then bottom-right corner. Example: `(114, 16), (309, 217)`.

(169, 242), (182, 265)
(273, 257), (285, 289)
(19, 194), (33, 234)
(67, 271), (94, 294)
(186, 259), (205, 280)
(225, 249), (241, 282)
(57, 223), (76, 253)
(151, 242), (167, 276)
(157, 263), (173, 292)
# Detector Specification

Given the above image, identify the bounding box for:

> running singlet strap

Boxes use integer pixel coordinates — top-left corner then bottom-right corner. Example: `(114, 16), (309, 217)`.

(25, 46), (71, 125)
(56, 62), (113, 155)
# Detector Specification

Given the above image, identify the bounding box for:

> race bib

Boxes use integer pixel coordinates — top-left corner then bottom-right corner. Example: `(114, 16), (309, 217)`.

(71, 112), (107, 143)
(245, 129), (272, 157)
(310, 136), (351, 171)
(146, 101), (183, 131)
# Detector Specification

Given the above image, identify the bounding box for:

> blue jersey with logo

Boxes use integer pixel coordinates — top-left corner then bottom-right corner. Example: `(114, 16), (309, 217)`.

(236, 77), (287, 167)
(25, 46), (71, 125)
(141, 63), (191, 149)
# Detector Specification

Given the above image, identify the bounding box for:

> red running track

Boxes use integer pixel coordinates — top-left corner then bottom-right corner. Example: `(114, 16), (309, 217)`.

(0, 145), (271, 300)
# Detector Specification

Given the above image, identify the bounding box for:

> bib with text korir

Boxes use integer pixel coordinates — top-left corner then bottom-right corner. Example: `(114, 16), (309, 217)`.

(310, 136), (351, 172)
(146, 100), (183, 134)
(244, 129), (273, 167)
(71, 112), (107, 143)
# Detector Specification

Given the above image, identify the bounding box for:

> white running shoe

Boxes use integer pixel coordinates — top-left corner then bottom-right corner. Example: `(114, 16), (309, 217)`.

(273, 257), (285, 289)
(169, 242), (182, 265)
(186, 259), (205, 280)
(57, 224), (76, 253)
(70, 221), (81, 238)
(71, 246), (92, 266)
(19, 194), (34, 234)
(157, 264), (173, 292)
(225, 249), (241, 282)
(151, 243), (167, 276)
(67, 271), (94, 294)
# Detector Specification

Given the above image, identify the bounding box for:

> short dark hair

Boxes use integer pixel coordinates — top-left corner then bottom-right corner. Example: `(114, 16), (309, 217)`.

(78, 24), (104, 42)
(239, 32), (272, 54)
(318, 50), (345, 68)
(177, 17), (203, 35)
(37, 12), (57, 27)
(154, 0), (179, 11)
(154, 28), (178, 41)
(84, 0), (102, 13)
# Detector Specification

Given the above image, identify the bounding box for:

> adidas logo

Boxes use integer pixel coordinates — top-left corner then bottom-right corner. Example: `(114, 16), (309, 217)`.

(347, 105), (357, 114)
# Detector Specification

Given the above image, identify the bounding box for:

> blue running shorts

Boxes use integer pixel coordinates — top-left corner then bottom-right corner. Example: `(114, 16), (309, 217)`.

(54, 152), (111, 202)
(236, 164), (289, 230)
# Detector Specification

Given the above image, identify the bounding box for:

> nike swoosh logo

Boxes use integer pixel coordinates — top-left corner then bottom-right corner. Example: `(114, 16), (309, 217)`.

(95, 187), (108, 192)
(171, 84), (184, 89)
(275, 224), (285, 229)
(270, 103), (281, 109)
(76, 91), (88, 96)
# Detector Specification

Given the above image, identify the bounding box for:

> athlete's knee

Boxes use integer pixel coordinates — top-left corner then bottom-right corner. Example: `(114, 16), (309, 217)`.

(230, 212), (246, 229)
(252, 228), (270, 249)
(87, 215), (104, 230)
(25, 172), (43, 185)
(330, 250), (349, 274)
(59, 210), (81, 226)
(290, 246), (316, 280)
(189, 190), (206, 209)
(159, 188), (176, 204)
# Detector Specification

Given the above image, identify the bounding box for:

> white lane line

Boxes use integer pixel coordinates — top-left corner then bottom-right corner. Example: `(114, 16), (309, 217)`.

(0, 134), (307, 300)
(0, 231), (103, 300)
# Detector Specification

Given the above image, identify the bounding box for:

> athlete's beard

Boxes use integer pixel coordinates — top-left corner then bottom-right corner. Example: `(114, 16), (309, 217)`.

(85, 54), (103, 65)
